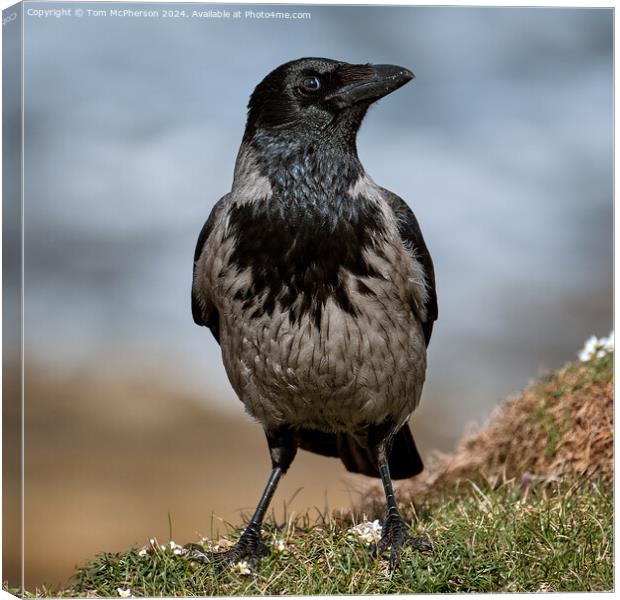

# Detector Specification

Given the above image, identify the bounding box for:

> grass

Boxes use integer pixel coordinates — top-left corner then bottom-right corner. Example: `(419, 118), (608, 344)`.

(23, 477), (612, 596)
(18, 352), (614, 596)
(383, 351), (613, 512)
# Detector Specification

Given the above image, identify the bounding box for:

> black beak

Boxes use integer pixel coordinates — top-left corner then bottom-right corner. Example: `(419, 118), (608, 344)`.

(327, 63), (414, 109)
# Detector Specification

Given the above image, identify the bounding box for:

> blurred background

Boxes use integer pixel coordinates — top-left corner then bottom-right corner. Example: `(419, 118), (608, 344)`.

(3, 2), (612, 591)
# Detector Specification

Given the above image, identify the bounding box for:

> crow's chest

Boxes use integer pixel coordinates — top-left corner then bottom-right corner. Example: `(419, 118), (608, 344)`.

(210, 205), (427, 430)
(223, 197), (386, 328)
(218, 261), (427, 430)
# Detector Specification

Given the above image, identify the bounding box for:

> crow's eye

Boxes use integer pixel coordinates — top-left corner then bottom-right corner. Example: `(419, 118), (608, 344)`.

(300, 76), (321, 94)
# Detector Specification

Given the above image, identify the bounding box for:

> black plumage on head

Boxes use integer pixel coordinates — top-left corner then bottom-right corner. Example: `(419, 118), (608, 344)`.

(244, 57), (412, 148)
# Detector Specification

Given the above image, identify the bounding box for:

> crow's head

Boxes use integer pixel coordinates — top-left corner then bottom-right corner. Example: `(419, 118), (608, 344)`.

(244, 57), (414, 144)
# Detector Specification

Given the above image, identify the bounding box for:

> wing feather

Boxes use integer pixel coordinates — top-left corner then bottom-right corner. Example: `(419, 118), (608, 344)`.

(381, 188), (438, 346)
(191, 195), (230, 344)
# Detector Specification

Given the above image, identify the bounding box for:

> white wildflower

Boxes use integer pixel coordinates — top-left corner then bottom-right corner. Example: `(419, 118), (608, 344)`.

(168, 540), (184, 555)
(198, 538), (214, 552)
(348, 520), (382, 545)
(233, 560), (252, 575)
(273, 538), (287, 553)
(138, 538), (159, 557)
(117, 588), (132, 598)
(578, 331), (614, 362)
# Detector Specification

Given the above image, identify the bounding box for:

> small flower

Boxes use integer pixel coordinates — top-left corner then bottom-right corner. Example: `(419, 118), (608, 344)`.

(348, 520), (382, 545)
(168, 540), (184, 555)
(233, 560), (252, 575)
(117, 588), (132, 598)
(579, 336), (599, 362)
(137, 537), (186, 557)
(138, 538), (160, 557)
(158, 540), (183, 553)
(578, 331), (614, 362)
(520, 472), (534, 488)
(273, 538), (287, 553)
(196, 537), (214, 552)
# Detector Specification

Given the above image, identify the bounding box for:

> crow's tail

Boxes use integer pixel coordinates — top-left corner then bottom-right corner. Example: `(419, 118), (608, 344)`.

(297, 424), (423, 480)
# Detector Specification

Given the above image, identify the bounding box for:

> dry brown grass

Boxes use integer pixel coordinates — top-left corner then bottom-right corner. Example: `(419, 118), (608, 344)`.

(364, 355), (613, 513)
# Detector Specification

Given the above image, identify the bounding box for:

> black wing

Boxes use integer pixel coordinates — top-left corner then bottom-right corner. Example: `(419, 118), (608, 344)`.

(191, 195), (229, 344)
(381, 188), (438, 346)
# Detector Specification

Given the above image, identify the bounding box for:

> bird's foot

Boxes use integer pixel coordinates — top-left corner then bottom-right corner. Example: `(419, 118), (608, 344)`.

(370, 513), (432, 569)
(183, 523), (268, 573)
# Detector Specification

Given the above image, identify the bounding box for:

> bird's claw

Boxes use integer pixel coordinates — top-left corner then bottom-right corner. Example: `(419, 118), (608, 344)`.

(370, 515), (432, 569)
(183, 524), (268, 573)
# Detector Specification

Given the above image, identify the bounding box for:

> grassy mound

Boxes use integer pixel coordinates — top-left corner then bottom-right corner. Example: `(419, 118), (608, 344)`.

(22, 353), (613, 596)
(26, 481), (610, 596)
(380, 352), (612, 511)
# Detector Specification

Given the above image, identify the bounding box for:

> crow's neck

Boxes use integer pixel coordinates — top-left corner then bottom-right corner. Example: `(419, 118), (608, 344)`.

(228, 131), (385, 329)
(241, 129), (365, 196)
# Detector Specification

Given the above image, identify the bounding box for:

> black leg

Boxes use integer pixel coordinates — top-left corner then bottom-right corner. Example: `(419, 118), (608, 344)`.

(184, 427), (297, 572)
(371, 439), (432, 569)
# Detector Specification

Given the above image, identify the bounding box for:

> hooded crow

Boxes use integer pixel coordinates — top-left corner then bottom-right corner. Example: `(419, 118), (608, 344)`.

(188, 57), (438, 570)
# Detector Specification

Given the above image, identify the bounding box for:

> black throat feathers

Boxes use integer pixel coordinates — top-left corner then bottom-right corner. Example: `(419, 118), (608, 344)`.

(227, 132), (386, 329)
